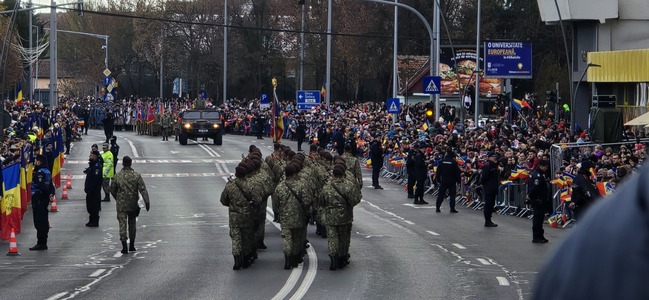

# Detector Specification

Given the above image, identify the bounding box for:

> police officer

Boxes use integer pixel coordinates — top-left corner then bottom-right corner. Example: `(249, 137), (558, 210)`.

(406, 145), (417, 199)
(413, 143), (429, 204)
(369, 134), (384, 189)
(527, 160), (550, 243)
(296, 119), (306, 152)
(435, 149), (461, 213)
(110, 136), (120, 171)
(571, 164), (598, 220)
(84, 150), (103, 227)
(480, 152), (501, 227)
(101, 143), (115, 202)
(30, 155), (52, 250)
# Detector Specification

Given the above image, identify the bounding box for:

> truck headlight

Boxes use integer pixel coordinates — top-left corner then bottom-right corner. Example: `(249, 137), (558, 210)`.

(183, 123), (191, 129)
(212, 123), (219, 128)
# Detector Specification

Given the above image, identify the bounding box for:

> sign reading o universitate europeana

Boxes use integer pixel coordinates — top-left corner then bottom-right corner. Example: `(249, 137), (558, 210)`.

(484, 41), (533, 79)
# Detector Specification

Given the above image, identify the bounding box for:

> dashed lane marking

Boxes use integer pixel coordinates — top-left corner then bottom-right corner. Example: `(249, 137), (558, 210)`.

(452, 243), (467, 250)
(496, 277), (510, 286)
(65, 159), (240, 164)
(403, 220), (415, 225)
(89, 269), (106, 277)
(476, 258), (491, 265)
(46, 292), (68, 300)
(426, 230), (440, 236)
(112, 251), (123, 258)
(72, 173), (231, 180)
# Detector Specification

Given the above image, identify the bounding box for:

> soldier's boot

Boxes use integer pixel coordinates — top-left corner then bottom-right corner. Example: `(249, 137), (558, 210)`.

(102, 194), (110, 202)
(329, 255), (338, 271)
(252, 250), (258, 261)
(242, 254), (250, 269)
(284, 254), (292, 270)
(291, 255), (301, 268)
(233, 255), (242, 270)
(120, 241), (128, 254)
(129, 240), (136, 252)
(257, 241), (267, 250)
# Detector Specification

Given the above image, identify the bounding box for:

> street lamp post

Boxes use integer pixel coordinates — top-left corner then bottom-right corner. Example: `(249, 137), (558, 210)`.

(32, 25), (39, 103)
(571, 62), (601, 135)
(474, 0), (481, 127)
(364, 0), (434, 115)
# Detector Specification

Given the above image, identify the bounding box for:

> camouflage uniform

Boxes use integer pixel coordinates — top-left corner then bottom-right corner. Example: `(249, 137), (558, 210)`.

(160, 113), (172, 141)
(342, 152), (364, 190)
(193, 98), (206, 109)
(274, 177), (310, 257)
(321, 176), (361, 259)
(220, 177), (255, 256)
(249, 165), (272, 249)
(110, 167), (150, 242)
(269, 156), (286, 218)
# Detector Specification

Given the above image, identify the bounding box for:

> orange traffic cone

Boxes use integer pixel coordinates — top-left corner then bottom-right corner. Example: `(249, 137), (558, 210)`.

(50, 195), (58, 212)
(66, 173), (73, 189)
(61, 186), (69, 200)
(6, 228), (20, 256)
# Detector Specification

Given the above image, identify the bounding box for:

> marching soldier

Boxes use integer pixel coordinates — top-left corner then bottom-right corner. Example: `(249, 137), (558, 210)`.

(110, 156), (151, 254)
(220, 163), (255, 270)
(320, 164), (361, 270)
(274, 164), (311, 269)
(341, 144), (363, 190)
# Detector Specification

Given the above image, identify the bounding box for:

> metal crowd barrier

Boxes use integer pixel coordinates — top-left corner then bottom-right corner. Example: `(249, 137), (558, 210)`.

(495, 183), (532, 218)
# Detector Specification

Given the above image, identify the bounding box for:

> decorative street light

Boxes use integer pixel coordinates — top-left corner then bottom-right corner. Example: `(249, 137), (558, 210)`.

(571, 62), (601, 135)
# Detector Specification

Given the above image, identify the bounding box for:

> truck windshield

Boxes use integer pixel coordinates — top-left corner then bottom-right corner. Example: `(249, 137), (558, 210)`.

(202, 111), (220, 119)
(183, 111), (201, 119)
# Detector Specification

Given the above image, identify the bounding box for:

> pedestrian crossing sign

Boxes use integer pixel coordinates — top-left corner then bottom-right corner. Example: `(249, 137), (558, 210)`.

(387, 98), (400, 114)
(423, 76), (441, 95)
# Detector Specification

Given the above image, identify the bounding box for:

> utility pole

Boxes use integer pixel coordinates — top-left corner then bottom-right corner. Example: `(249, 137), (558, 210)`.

(28, 0), (33, 101)
(50, 0), (58, 109)
(392, 0), (398, 124)
(325, 0), (332, 109)
(474, 0), (481, 127)
(223, 0), (228, 104)
(299, 0), (305, 90)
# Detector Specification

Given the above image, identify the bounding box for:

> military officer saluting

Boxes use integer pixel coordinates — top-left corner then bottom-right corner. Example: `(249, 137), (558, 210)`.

(526, 160), (550, 243)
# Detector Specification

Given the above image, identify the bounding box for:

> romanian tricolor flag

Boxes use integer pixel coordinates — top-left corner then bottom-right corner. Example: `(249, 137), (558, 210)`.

(512, 99), (532, 110)
(500, 180), (513, 186)
(391, 156), (404, 168)
(596, 182), (615, 197)
(16, 83), (23, 106)
(1, 163), (22, 240)
(19, 148), (29, 215)
(560, 188), (572, 202)
(320, 81), (326, 100)
(589, 167), (597, 180)
(146, 104), (155, 124)
(509, 165), (529, 180)
(52, 128), (64, 188)
(365, 159), (372, 168)
(562, 172), (575, 185)
(421, 121), (429, 131)
(274, 100), (284, 142)
(550, 177), (566, 188)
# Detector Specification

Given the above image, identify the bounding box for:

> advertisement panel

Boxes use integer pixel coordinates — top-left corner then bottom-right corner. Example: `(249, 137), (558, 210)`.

(438, 48), (502, 96)
(484, 41), (533, 79)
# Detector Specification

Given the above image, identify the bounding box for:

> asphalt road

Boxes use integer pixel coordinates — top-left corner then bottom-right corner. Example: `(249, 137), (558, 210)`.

(0, 129), (569, 300)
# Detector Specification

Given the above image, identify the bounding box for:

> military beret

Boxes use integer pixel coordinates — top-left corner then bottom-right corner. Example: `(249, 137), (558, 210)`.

(284, 164), (297, 177)
(332, 165), (346, 177)
(235, 165), (247, 178)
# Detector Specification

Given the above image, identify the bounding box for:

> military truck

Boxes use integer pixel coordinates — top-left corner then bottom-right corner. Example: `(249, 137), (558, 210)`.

(178, 109), (223, 145)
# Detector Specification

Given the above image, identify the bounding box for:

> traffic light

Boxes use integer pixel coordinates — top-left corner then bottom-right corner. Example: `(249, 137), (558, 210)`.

(546, 91), (557, 103)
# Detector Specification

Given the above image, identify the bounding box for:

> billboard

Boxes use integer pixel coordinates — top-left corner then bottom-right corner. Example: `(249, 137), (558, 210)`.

(484, 41), (533, 79)
(439, 48), (502, 96)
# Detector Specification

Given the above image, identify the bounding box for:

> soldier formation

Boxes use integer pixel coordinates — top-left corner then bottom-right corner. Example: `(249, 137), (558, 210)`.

(220, 143), (362, 271)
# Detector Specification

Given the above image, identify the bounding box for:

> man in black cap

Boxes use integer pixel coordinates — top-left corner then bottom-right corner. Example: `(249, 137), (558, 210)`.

(369, 133), (384, 189)
(527, 159), (550, 243)
(480, 151), (501, 227)
(435, 149), (461, 212)
(571, 164), (598, 219)
(84, 151), (103, 227)
(413, 142), (429, 204)
(30, 155), (52, 250)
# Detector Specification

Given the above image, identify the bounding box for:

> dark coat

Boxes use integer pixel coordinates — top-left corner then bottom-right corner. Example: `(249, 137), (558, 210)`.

(369, 140), (383, 167)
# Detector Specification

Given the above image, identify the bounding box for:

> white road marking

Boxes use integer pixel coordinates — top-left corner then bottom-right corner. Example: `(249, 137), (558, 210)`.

(46, 292), (68, 300)
(221, 163), (231, 174)
(89, 269), (106, 277)
(496, 276), (510, 286)
(452, 243), (467, 250)
(222, 176), (229, 183)
(426, 230), (440, 236)
(215, 163), (224, 174)
(403, 220), (415, 225)
(123, 138), (139, 158)
(289, 246), (317, 300)
(73, 172), (232, 180)
(477, 258), (491, 265)
(65, 159), (241, 164)
(112, 251), (122, 258)
(197, 143), (222, 157)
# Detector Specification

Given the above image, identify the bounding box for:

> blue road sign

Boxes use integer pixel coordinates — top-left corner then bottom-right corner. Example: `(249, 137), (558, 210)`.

(260, 93), (270, 109)
(485, 41), (533, 79)
(423, 76), (441, 94)
(103, 76), (111, 86)
(296, 90), (321, 110)
(387, 98), (400, 114)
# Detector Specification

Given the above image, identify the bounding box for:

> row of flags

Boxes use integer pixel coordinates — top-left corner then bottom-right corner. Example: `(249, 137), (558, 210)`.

(0, 125), (66, 241)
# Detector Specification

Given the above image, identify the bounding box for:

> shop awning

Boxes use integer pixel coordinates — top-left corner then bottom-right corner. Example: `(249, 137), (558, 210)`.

(588, 49), (649, 82)
(625, 111), (649, 126)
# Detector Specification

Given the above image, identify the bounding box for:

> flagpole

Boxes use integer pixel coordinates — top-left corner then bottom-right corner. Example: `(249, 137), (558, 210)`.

(272, 77), (277, 143)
